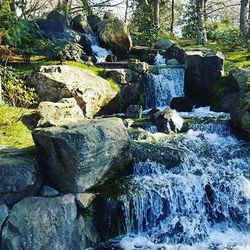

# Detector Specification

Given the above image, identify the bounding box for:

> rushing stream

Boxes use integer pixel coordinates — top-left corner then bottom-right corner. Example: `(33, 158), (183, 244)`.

(115, 109), (250, 250)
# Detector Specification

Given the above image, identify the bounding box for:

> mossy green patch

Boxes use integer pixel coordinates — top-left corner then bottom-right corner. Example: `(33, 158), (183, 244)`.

(0, 105), (35, 149)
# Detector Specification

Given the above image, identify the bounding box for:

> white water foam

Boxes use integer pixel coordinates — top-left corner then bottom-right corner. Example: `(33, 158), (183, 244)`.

(155, 52), (166, 65)
(85, 33), (111, 63)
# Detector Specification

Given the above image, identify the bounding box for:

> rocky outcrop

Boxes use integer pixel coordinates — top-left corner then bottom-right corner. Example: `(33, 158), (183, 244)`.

(151, 108), (184, 133)
(154, 39), (175, 50)
(72, 14), (90, 33)
(131, 141), (187, 169)
(185, 51), (224, 105)
(37, 98), (85, 127)
(0, 202), (8, 229)
(170, 97), (194, 112)
(0, 149), (42, 206)
(59, 43), (85, 62)
(126, 105), (143, 118)
(230, 68), (250, 141)
(97, 17), (132, 55)
(32, 118), (131, 193)
(30, 65), (117, 118)
(1, 195), (92, 250)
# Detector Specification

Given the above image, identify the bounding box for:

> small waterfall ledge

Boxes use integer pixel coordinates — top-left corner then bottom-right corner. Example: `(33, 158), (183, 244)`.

(144, 65), (185, 108)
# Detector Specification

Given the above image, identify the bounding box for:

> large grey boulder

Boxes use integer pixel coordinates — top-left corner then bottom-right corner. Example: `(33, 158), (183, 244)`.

(1, 195), (91, 250)
(37, 98), (85, 127)
(32, 118), (131, 193)
(30, 65), (117, 118)
(0, 149), (42, 206)
(97, 17), (132, 55)
(0, 202), (8, 230)
(72, 14), (90, 33)
(185, 51), (224, 104)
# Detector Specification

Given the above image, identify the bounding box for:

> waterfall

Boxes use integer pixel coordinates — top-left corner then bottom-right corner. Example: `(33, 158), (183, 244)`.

(116, 111), (250, 250)
(155, 52), (166, 65)
(85, 32), (110, 63)
(145, 67), (185, 108)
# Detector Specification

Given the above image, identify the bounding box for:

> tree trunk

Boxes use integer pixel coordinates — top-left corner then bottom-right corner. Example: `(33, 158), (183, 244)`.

(240, 0), (249, 37)
(124, 0), (129, 23)
(1, 0), (11, 11)
(154, 0), (160, 29)
(170, 0), (174, 33)
(195, 0), (207, 45)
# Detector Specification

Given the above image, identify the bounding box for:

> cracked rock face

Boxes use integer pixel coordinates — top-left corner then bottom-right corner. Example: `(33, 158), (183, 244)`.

(29, 65), (117, 118)
(1, 195), (91, 250)
(32, 118), (131, 193)
(0, 149), (42, 206)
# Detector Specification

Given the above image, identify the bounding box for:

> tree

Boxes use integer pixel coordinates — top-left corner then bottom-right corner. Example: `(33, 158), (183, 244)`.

(195, 0), (207, 44)
(170, 0), (174, 33)
(154, 0), (160, 28)
(240, 0), (249, 37)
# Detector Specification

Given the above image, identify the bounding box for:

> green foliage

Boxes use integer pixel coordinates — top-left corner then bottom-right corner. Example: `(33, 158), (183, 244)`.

(129, 0), (172, 46)
(1, 66), (37, 107)
(216, 28), (245, 52)
(0, 10), (44, 62)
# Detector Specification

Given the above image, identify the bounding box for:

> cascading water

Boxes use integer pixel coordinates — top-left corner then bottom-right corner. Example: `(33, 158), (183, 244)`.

(85, 32), (110, 62)
(145, 67), (185, 108)
(108, 108), (250, 250)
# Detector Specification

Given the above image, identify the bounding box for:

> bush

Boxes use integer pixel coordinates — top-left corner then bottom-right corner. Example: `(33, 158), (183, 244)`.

(0, 10), (44, 62)
(1, 66), (37, 107)
(216, 28), (245, 52)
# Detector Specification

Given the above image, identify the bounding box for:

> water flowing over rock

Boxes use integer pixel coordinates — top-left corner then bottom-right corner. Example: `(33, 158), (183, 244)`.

(32, 118), (131, 193)
(1, 195), (89, 250)
(145, 67), (185, 108)
(152, 108), (184, 133)
(106, 111), (250, 249)
(31, 65), (117, 118)
(0, 149), (42, 206)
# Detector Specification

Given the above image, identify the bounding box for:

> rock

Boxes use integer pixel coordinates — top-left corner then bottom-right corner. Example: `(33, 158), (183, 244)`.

(47, 9), (70, 26)
(131, 141), (186, 169)
(31, 65), (117, 118)
(81, 55), (97, 64)
(106, 54), (117, 62)
(40, 186), (60, 197)
(229, 68), (250, 92)
(72, 14), (90, 33)
(97, 18), (132, 55)
(37, 98), (85, 127)
(230, 92), (250, 141)
(87, 15), (101, 32)
(152, 108), (183, 133)
(104, 68), (140, 85)
(79, 33), (93, 56)
(0, 149), (42, 206)
(170, 97), (194, 112)
(126, 105), (143, 118)
(212, 92), (239, 113)
(128, 61), (149, 74)
(154, 39), (175, 50)
(58, 43), (84, 62)
(0, 203), (8, 229)
(1, 195), (89, 250)
(37, 20), (81, 43)
(122, 82), (144, 108)
(75, 193), (96, 209)
(32, 118), (131, 193)
(185, 51), (224, 105)
(103, 11), (116, 20)
(167, 59), (180, 66)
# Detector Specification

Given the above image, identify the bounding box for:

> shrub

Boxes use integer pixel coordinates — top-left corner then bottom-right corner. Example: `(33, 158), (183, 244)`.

(216, 28), (245, 52)
(1, 66), (37, 107)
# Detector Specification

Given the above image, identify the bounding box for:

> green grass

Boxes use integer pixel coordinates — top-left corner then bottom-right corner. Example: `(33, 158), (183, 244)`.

(0, 105), (35, 149)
